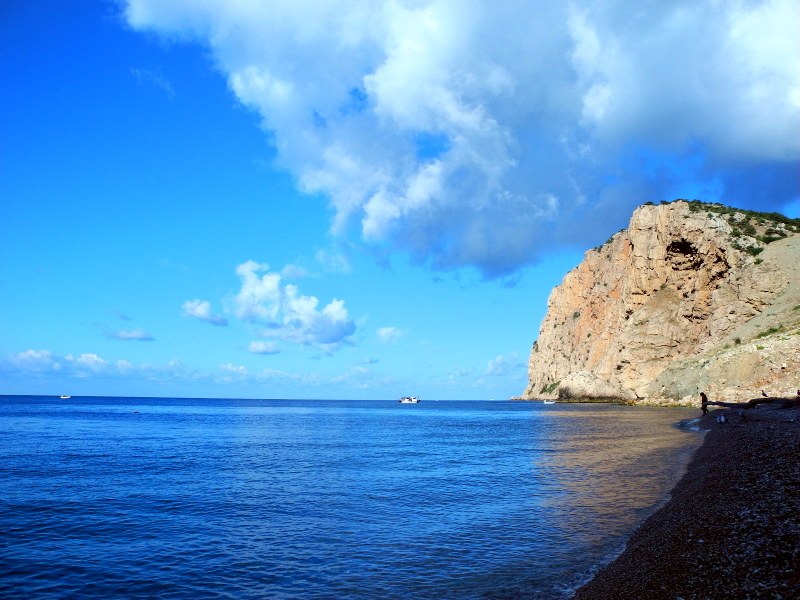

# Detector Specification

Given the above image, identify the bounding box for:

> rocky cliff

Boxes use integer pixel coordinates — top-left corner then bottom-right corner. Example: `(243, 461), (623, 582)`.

(520, 200), (800, 405)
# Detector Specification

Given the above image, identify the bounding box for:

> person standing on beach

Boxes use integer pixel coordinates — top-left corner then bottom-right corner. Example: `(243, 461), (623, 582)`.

(700, 392), (709, 415)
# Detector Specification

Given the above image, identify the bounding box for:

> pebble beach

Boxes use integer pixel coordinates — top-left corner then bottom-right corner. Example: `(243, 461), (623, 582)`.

(572, 401), (800, 599)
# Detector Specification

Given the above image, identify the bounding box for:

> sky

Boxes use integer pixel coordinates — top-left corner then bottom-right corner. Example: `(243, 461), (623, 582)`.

(1, 0), (798, 400)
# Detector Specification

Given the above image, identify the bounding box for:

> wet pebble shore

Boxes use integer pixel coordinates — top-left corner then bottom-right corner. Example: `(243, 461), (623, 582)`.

(572, 402), (800, 600)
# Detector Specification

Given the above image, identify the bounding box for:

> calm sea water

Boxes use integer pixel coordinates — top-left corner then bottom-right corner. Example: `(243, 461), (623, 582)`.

(0, 397), (702, 599)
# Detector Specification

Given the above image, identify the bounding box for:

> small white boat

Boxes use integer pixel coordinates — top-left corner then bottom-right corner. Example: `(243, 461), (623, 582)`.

(60, 395), (72, 399)
(399, 396), (420, 403)
(543, 399), (556, 405)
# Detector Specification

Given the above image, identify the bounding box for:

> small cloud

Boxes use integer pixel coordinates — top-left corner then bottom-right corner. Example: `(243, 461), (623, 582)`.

(486, 353), (522, 376)
(116, 359), (135, 373)
(218, 363), (250, 383)
(220, 363), (249, 375)
(232, 260), (282, 322)
(9, 349), (59, 371)
(231, 260), (356, 351)
(280, 264), (310, 280)
(131, 67), (175, 99)
(2, 349), (210, 383)
(73, 353), (109, 369)
(377, 326), (403, 344)
(2, 346), (396, 394)
(448, 368), (474, 380)
(109, 328), (155, 341)
(315, 249), (352, 274)
(248, 340), (280, 355)
(182, 299), (228, 326)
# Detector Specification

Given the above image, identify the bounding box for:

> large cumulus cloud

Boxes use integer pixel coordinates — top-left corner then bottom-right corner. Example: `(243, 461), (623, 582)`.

(125, 0), (800, 276)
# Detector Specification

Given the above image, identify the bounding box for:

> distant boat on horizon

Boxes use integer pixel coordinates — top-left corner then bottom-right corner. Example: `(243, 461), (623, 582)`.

(59, 395), (71, 399)
(543, 399), (556, 405)
(399, 396), (420, 404)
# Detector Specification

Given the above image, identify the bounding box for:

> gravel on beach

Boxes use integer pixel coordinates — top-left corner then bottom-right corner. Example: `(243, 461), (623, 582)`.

(572, 402), (800, 600)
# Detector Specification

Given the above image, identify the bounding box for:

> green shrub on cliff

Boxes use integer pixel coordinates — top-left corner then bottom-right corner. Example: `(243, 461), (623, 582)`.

(540, 381), (560, 394)
(686, 199), (799, 229)
(756, 326), (782, 339)
(740, 221), (757, 236)
(759, 235), (782, 244)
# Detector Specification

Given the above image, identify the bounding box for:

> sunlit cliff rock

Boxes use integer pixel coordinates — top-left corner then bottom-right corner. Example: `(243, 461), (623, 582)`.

(520, 200), (800, 405)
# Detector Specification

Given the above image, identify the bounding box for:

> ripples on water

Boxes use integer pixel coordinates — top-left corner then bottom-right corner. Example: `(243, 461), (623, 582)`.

(0, 397), (702, 599)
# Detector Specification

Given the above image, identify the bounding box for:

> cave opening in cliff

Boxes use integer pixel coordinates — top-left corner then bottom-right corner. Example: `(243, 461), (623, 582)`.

(666, 238), (703, 271)
(667, 239), (697, 256)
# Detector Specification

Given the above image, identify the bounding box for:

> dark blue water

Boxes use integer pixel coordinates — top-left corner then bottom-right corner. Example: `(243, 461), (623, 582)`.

(0, 397), (702, 599)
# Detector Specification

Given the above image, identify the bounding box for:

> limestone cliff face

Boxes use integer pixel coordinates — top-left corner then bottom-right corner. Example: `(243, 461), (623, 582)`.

(521, 201), (800, 405)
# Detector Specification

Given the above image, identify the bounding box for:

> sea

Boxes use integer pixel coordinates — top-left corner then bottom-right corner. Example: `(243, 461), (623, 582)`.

(0, 396), (703, 599)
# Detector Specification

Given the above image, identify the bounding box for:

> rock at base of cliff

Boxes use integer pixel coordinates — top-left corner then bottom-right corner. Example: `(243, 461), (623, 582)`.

(557, 371), (637, 402)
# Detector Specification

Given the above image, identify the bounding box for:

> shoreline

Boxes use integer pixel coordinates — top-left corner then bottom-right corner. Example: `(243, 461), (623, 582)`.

(571, 402), (800, 599)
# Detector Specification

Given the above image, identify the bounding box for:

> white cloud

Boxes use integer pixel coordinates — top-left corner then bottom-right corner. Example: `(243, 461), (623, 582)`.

(217, 363), (255, 384)
(220, 363), (249, 375)
(567, 1), (800, 161)
(3, 350), (263, 387)
(315, 249), (352, 274)
(280, 264), (310, 280)
(486, 353), (522, 377)
(116, 359), (135, 373)
(109, 328), (155, 341)
(10, 349), (59, 371)
(448, 367), (474, 380)
(8, 350), (123, 375)
(131, 67), (175, 99)
(4, 348), (470, 397)
(232, 260), (356, 350)
(377, 326), (403, 344)
(248, 340), (280, 355)
(233, 260), (282, 322)
(182, 299), (228, 326)
(73, 353), (109, 370)
(124, 0), (800, 275)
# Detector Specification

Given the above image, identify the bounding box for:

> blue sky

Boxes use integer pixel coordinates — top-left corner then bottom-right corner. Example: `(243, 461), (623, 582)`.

(2, 0), (798, 400)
